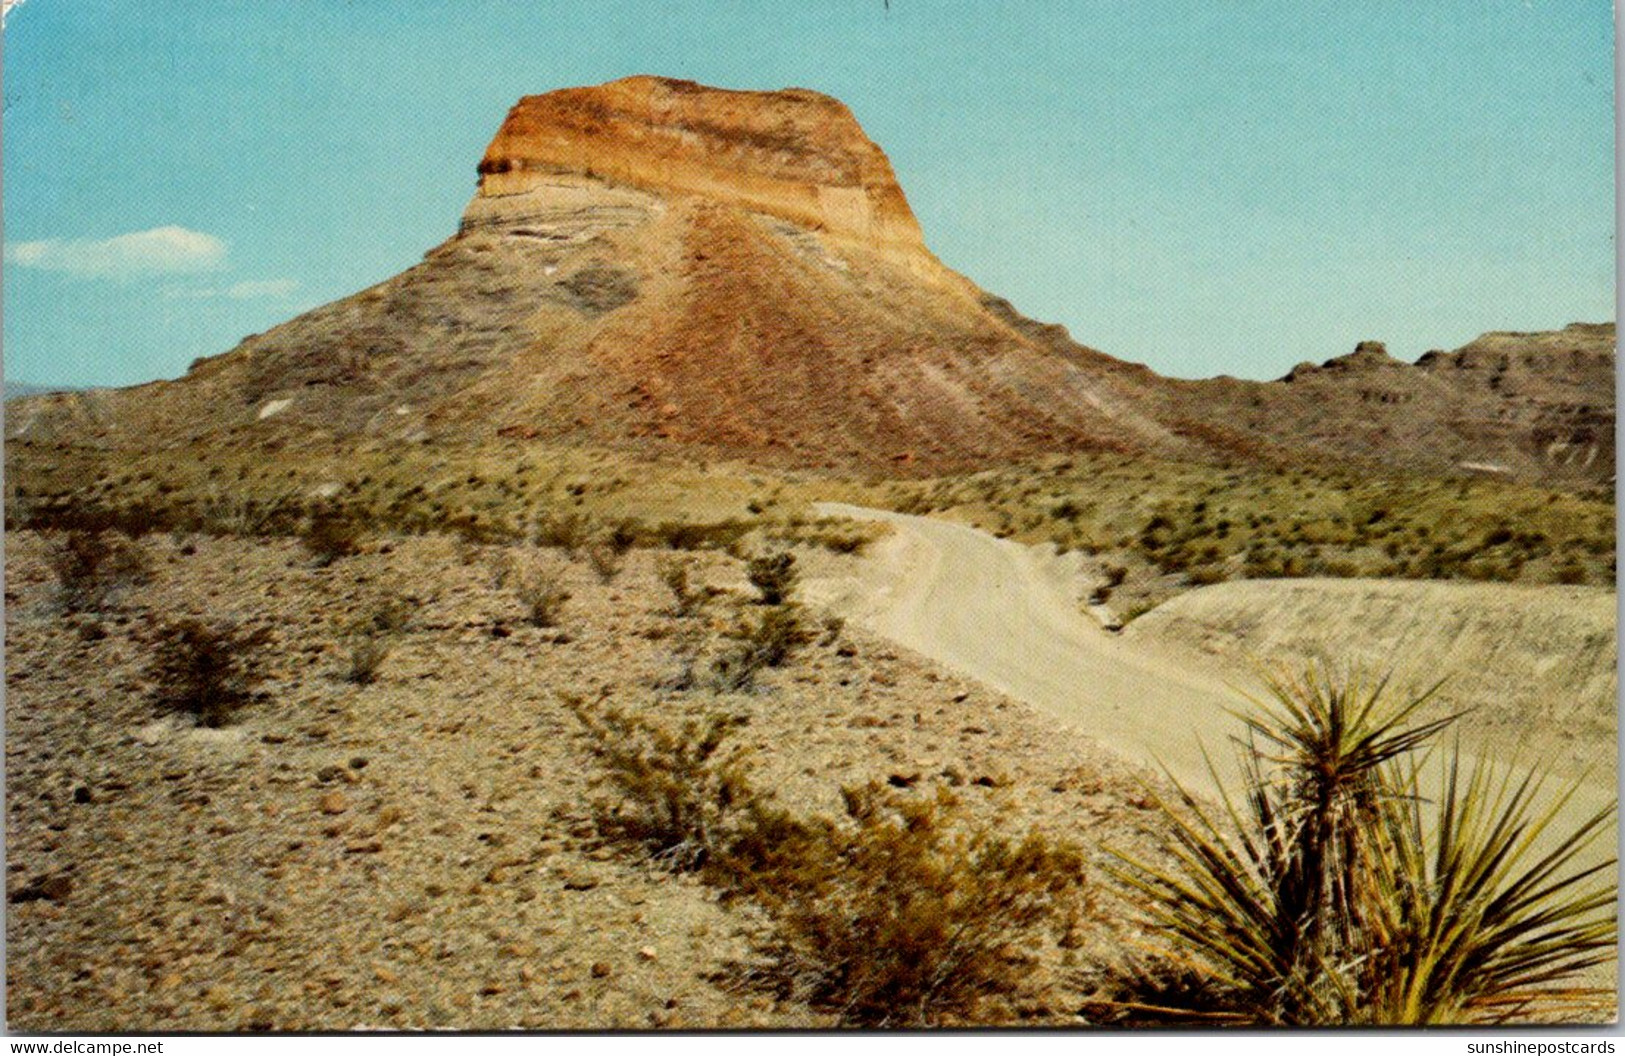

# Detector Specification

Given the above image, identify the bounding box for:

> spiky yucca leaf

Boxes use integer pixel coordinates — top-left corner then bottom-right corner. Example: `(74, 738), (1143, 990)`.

(1358, 754), (1617, 1024)
(1110, 666), (1618, 1026)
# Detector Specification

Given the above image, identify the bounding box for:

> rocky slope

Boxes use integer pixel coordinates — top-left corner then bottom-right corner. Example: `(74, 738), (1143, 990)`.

(6, 77), (1613, 485)
(4, 532), (1169, 1030)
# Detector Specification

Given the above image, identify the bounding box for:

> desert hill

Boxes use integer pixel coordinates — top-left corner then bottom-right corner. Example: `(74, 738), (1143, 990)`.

(6, 76), (1614, 485)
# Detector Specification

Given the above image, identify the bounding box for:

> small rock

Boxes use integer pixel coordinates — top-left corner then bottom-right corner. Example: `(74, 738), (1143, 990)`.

(637, 946), (657, 962)
(10, 874), (73, 904)
(590, 962), (612, 979)
(320, 791), (349, 815)
(559, 869), (598, 891)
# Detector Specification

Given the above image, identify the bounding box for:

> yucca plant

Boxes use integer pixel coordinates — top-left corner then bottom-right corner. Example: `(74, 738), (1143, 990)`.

(1355, 754), (1617, 1024)
(1109, 664), (1617, 1026)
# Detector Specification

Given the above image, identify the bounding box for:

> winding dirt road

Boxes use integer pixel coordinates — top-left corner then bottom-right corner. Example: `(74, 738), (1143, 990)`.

(813, 503), (1617, 867)
(815, 502), (1255, 796)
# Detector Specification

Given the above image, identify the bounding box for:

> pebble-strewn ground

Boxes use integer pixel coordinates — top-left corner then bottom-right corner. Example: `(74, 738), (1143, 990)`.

(6, 532), (1171, 1031)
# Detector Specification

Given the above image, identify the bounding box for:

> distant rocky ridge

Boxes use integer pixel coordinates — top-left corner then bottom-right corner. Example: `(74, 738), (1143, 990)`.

(6, 77), (1614, 486)
(3, 381), (78, 402)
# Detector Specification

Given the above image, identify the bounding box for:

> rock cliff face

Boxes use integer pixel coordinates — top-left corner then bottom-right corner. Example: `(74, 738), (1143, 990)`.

(5, 77), (1614, 486)
(1246, 322), (1616, 481)
(466, 77), (926, 262)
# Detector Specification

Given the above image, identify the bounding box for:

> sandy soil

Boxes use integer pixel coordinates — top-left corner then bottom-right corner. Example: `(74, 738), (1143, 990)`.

(814, 504), (1619, 875)
(5, 531), (1171, 1031)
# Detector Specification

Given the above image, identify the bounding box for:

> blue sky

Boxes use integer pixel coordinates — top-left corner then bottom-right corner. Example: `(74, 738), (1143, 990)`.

(2, 0), (1615, 387)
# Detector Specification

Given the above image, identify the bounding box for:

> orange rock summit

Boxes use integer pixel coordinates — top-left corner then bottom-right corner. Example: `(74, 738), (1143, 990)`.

(465, 76), (927, 259)
(6, 77), (1612, 485)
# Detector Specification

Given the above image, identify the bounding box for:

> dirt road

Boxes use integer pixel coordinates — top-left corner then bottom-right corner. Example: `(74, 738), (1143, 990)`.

(813, 503), (1617, 860)
(814, 503), (1255, 796)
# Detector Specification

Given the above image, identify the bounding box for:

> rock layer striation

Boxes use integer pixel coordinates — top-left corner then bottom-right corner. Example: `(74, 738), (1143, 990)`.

(466, 76), (926, 260)
(5, 77), (1615, 485)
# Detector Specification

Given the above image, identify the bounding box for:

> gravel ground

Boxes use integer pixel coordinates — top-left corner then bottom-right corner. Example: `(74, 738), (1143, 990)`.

(6, 531), (1170, 1031)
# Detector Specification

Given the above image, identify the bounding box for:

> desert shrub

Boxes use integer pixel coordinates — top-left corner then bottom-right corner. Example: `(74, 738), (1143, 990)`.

(302, 508), (362, 566)
(146, 618), (271, 727)
(533, 512), (591, 554)
(568, 702), (1092, 1025)
(1108, 666), (1617, 1025)
(516, 564), (571, 627)
(658, 556), (708, 617)
(734, 783), (1089, 1026)
(708, 648), (762, 694)
(652, 520), (753, 552)
(889, 491), (936, 516)
(1554, 558), (1589, 585)
(449, 515), (517, 547)
(100, 501), (170, 539)
(198, 492), (304, 537)
(586, 542), (624, 583)
(1186, 564), (1227, 586)
(770, 518), (884, 555)
(604, 520), (639, 555)
(746, 551), (798, 605)
(813, 527), (873, 555)
(738, 605), (810, 667)
(710, 605), (811, 692)
(45, 530), (151, 612)
(354, 597), (414, 636)
(1089, 565), (1126, 604)
(343, 634), (392, 685)
(564, 694), (752, 870)
(14, 498), (167, 537)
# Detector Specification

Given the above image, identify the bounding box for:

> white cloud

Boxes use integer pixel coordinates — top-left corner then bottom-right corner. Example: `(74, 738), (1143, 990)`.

(162, 278), (300, 301)
(5, 226), (228, 278)
(2, 0), (26, 28)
